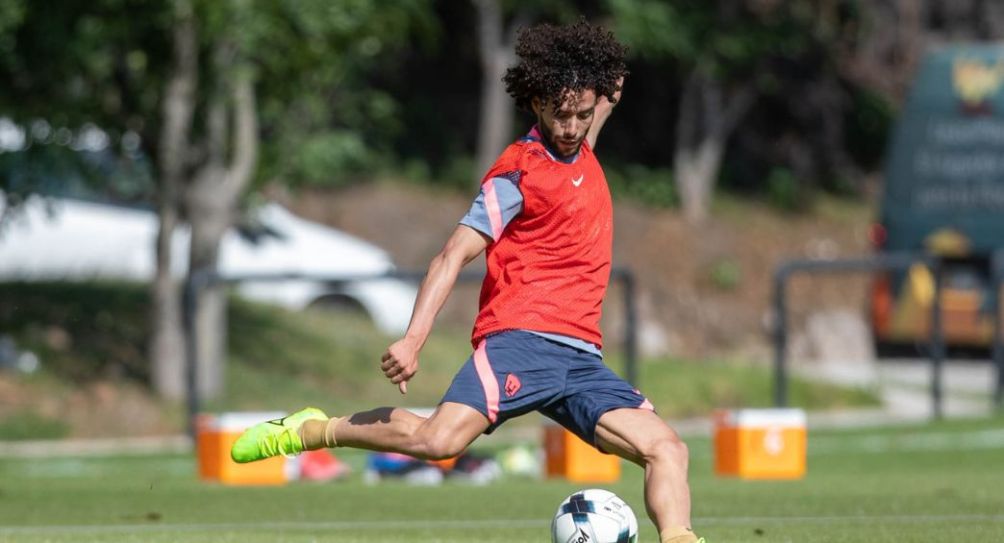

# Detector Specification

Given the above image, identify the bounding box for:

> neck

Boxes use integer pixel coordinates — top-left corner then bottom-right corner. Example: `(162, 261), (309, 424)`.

(533, 124), (580, 163)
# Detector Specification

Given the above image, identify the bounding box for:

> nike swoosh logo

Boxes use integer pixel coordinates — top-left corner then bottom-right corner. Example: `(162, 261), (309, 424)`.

(571, 175), (584, 187)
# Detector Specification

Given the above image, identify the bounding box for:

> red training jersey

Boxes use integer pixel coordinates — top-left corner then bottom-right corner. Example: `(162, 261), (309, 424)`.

(471, 128), (612, 348)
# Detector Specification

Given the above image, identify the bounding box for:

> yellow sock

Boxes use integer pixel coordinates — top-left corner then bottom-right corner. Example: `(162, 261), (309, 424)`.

(660, 525), (698, 543)
(299, 417), (343, 450)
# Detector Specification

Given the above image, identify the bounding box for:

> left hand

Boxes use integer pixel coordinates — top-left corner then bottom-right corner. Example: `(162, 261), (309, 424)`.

(587, 76), (624, 149)
(596, 76), (624, 119)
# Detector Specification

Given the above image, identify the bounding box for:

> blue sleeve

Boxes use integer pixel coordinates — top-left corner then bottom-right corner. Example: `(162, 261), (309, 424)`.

(459, 172), (523, 241)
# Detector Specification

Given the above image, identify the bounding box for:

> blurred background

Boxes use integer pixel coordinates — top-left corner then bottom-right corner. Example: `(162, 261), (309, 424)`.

(0, 0), (1002, 442)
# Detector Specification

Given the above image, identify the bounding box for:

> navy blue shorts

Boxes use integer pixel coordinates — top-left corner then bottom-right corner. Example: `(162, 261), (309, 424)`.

(440, 330), (654, 448)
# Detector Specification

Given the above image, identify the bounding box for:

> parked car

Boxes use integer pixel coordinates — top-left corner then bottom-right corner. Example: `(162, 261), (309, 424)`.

(0, 193), (417, 334)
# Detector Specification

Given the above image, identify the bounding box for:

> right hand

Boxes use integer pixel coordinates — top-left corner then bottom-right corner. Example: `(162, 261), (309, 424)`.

(381, 337), (420, 394)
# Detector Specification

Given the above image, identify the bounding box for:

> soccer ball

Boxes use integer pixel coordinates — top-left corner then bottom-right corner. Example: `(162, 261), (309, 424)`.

(551, 488), (639, 543)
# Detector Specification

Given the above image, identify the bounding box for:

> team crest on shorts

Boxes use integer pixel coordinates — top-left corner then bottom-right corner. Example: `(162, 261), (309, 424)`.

(504, 373), (522, 397)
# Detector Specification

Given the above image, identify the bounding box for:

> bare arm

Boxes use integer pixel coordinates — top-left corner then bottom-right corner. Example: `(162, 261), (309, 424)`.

(380, 225), (489, 393)
(586, 77), (624, 150)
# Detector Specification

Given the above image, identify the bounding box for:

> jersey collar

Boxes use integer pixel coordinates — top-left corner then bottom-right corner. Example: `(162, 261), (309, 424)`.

(520, 125), (581, 164)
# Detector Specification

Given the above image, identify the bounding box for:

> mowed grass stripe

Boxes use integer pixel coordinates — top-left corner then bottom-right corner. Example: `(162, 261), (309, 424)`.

(808, 427), (1004, 454)
(0, 519), (548, 535)
(3, 513), (1004, 535)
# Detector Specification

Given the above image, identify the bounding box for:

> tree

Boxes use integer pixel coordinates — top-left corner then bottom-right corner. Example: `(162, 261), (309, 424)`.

(0, 0), (168, 217)
(470, 0), (583, 184)
(842, 0), (1004, 104)
(609, 0), (829, 222)
(472, 0), (521, 180)
(155, 0), (259, 399)
(0, 0), (432, 400)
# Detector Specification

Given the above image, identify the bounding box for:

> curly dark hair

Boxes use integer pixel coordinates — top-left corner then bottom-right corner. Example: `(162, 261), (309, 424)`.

(503, 19), (628, 112)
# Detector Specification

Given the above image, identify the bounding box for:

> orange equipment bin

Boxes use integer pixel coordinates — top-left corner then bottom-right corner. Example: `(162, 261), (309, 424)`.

(197, 412), (299, 486)
(713, 408), (806, 480)
(544, 423), (621, 483)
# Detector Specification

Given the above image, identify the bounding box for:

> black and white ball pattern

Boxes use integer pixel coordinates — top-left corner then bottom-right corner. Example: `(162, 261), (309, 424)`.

(551, 489), (639, 543)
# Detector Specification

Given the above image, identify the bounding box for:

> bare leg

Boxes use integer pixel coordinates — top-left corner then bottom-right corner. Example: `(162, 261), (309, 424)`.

(321, 402), (490, 461)
(594, 408), (693, 534)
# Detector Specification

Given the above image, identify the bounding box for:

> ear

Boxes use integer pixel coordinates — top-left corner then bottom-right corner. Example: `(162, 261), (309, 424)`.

(531, 97), (542, 117)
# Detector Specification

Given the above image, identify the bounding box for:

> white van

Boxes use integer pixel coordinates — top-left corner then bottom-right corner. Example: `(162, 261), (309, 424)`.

(870, 44), (1004, 353)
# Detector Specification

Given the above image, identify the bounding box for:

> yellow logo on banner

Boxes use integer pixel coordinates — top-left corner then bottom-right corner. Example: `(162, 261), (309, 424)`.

(952, 58), (1004, 107)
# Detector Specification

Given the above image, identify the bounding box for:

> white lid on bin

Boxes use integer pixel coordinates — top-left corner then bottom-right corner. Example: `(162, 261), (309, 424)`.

(719, 408), (806, 428)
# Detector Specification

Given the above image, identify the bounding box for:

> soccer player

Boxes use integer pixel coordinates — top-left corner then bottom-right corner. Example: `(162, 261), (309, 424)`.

(232, 19), (703, 543)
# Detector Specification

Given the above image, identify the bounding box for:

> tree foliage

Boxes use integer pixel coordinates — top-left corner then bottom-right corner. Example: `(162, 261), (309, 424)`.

(243, 0), (436, 188)
(0, 0), (167, 209)
(0, 0), (434, 195)
(2, 0), (993, 216)
(0, 0), (435, 399)
(607, 0), (888, 216)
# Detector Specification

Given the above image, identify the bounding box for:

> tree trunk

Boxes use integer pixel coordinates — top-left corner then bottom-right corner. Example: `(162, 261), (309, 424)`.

(154, 1), (258, 402)
(675, 140), (724, 224)
(673, 68), (755, 224)
(151, 0), (197, 400)
(150, 199), (184, 399)
(184, 64), (258, 400)
(473, 0), (518, 182)
(186, 178), (230, 400)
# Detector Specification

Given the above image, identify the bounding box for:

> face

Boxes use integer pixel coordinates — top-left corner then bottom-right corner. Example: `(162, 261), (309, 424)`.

(532, 89), (597, 158)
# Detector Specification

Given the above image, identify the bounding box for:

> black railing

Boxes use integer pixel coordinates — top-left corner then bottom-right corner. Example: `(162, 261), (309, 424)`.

(771, 253), (948, 417)
(182, 267), (638, 438)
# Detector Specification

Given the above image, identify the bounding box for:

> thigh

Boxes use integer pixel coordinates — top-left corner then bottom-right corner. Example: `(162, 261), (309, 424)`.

(539, 352), (654, 448)
(594, 408), (680, 465)
(414, 401), (492, 452)
(441, 331), (567, 433)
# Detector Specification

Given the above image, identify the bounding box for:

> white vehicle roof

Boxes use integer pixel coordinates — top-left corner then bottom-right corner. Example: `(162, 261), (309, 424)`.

(0, 192), (417, 334)
(0, 194), (395, 280)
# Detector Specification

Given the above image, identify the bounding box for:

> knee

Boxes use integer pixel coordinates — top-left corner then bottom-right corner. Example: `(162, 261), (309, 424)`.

(411, 429), (466, 461)
(421, 441), (465, 461)
(642, 433), (689, 470)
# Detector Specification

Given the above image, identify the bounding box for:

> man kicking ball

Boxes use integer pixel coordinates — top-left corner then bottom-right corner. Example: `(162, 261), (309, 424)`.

(232, 18), (703, 543)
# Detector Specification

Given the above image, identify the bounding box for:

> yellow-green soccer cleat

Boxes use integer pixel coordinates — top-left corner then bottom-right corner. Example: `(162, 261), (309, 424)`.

(230, 407), (328, 463)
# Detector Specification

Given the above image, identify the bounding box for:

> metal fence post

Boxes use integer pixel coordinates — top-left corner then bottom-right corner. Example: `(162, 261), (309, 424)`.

(182, 274), (198, 440)
(183, 268), (215, 440)
(993, 250), (1004, 411)
(620, 270), (639, 388)
(929, 257), (945, 420)
(772, 265), (790, 407)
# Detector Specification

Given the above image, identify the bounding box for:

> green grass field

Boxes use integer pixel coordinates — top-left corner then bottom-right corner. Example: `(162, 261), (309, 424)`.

(1, 417), (1002, 542)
